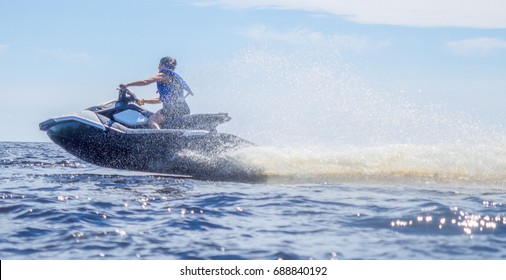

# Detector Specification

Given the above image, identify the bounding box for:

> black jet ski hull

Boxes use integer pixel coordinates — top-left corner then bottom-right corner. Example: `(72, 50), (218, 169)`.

(45, 120), (265, 182)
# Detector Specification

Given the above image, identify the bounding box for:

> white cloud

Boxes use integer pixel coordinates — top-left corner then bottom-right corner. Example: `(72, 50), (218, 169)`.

(240, 25), (390, 51)
(242, 25), (324, 44)
(447, 37), (506, 55)
(198, 0), (506, 29)
(38, 49), (92, 63)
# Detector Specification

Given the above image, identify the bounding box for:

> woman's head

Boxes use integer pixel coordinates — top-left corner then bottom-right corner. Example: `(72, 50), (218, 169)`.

(159, 56), (177, 70)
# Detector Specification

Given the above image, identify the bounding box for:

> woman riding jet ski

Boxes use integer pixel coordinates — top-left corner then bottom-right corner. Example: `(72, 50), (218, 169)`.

(39, 57), (265, 182)
(119, 56), (193, 129)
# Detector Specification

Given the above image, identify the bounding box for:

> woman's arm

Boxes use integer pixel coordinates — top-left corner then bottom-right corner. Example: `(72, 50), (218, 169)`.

(137, 97), (160, 106)
(143, 98), (161, 104)
(120, 73), (164, 88)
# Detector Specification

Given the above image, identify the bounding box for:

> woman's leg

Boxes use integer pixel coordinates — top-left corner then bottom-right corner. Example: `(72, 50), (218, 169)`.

(148, 110), (166, 129)
(149, 102), (190, 129)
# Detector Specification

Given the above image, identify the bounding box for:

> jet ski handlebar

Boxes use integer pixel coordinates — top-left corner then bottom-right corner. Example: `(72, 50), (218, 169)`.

(117, 87), (140, 104)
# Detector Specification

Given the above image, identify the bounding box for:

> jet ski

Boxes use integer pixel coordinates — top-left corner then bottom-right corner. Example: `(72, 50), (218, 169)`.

(39, 88), (264, 182)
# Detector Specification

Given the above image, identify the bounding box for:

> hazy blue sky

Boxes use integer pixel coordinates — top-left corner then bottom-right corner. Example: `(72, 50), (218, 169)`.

(1, 0), (505, 143)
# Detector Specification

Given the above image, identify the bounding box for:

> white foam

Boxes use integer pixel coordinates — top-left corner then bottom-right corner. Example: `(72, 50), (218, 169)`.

(230, 143), (506, 185)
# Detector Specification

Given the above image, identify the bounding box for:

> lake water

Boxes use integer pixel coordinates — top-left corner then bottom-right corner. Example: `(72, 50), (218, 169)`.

(1, 141), (506, 259)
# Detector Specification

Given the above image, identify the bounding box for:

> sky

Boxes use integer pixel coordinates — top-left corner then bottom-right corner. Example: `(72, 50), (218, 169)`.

(0, 0), (505, 143)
